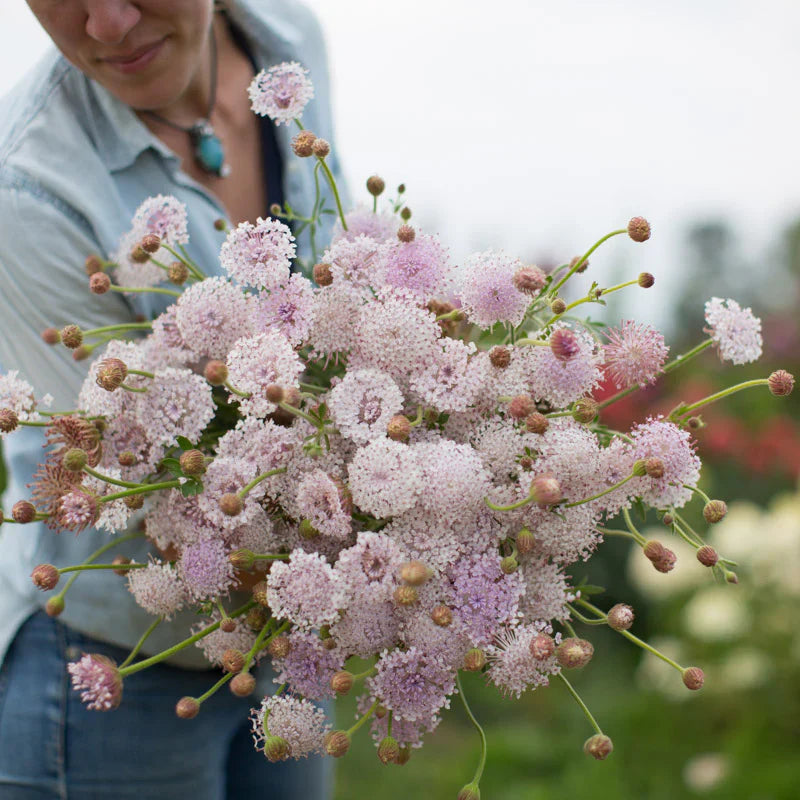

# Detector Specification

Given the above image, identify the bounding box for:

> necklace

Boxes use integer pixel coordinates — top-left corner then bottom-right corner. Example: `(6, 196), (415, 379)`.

(142, 27), (230, 178)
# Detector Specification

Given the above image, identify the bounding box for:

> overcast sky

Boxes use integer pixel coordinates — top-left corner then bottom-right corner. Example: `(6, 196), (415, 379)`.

(3, 1), (799, 331)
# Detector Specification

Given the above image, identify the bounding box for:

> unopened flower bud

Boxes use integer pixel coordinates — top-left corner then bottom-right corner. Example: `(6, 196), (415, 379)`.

(431, 605), (453, 627)
(508, 394), (535, 420)
(89, 272), (111, 294)
(643, 540), (665, 562)
(229, 672), (256, 697)
(550, 328), (580, 361)
(638, 272), (655, 288)
(45, 595), (65, 617)
(298, 519), (320, 540)
(252, 580), (269, 607)
(175, 696), (200, 719)
(387, 414), (411, 442)
(264, 384), (285, 404)
(500, 555), (518, 574)
(570, 255), (588, 274)
(377, 735), (400, 765)
(111, 555), (131, 576)
(366, 175), (386, 196)
(118, 451), (137, 467)
(85, 254), (103, 275)
(556, 637), (594, 669)
(457, 782), (481, 800)
(399, 560), (431, 586)
(12, 500), (36, 524)
(130, 244), (149, 263)
(179, 449), (206, 476)
(644, 457), (665, 478)
(550, 298), (567, 315)
(654, 549), (677, 573)
(291, 129), (317, 157)
(283, 387), (301, 407)
(768, 369), (794, 397)
(627, 216), (651, 243)
(607, 603), (635, 631)
(632, 459), (648, 477)
(312, 262), (333, 286)
(686, 416), (704, 431)
(204, 360), (228, 385)
(269, 204), (282, 217)
(268, 635), (291, 659)
(31, 563), (60, 591)
(724, 569), (739, 584)
(264, 735), (290, 762)
(96, 357), (128, 392)
(245, 607), (269, 631)
(42, 327), (61, 345)
(214, 217), (228, 230)
(0, 408), (19, 433)
(61, 325), (83, 349)
(530, 474), (561, 506)
(703, 499), (727, 524)
(312, 138), (330, 158)
(222, 649), (245, 674)
(324, 730), (351, 758)
(516, 527), (536, 555)
(525, 412), (549, 434)
(125, 494), (145, 511)
(72, 345), (90, 361)
(489, 345), (511, 368)
(168, 261), (189, 285)
(572, 397), (598, 424)
(400, 206), (412, 221)
(529, 632), (555, 660)
(696, 545), (719, 567)
(584, 734), (614, 760)
(513, 265), (547, 295)
(62, 448), (88, 472)
(682, 666), (705, 690)
(221, 618), (237, 633)
(397, 224), (415, 243)
(393, 585), (418, 606)
(463, 648), (486, 672)
(229, 549), (256, 570)
(519, 457), (533, 470)
(219, 493), (242, 517)
(662, 513), (674, 526)
(140, 233), (161, 253)
(330, 670), (354, 695)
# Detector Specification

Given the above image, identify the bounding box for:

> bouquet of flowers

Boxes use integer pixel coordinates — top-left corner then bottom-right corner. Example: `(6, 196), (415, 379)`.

(1, 62), (794, 797)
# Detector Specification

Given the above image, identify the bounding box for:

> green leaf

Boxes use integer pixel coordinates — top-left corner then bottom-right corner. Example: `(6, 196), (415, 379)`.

(175, 436), (193, 451)
(632, 497), (648, 523)
(179, 479), (204, 498)
(577, 583), (606, 596)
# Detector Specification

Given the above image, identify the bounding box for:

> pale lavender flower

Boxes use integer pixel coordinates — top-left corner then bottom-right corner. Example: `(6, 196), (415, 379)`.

(400, 611), (472, 671)
(55, 490), (98, 534)
(0, 370), (39, 431)
(359, 693), (441, 749)
(196, 456), (262, 531)
(327, 368), (404, 445)
(409, 338), (480, 413)
(329, 593), (400, 659)
(376, 234), (451, 298)
(522, 505), (601, 565)
(272, 631), (345, 700)
(604, 320), (669, 388)
(518, 559), (574, 624)
(458, 250), (530, 329)
(307, 282), (367, 362)
(486, 623), (560, 698)
(704, 297), (763, 364)
(193, 614), (258, 668)
(83, 469), (133, 533)
(127, 560), (188, 619)
(348, 439), (422, 518)
(225, 331), (304, 418)
(267, 550), (343, 631)
(334, 532), (406, 599)
(215, 417), (298, 477)
(113, 228), (166, 289)
(131, 194), (189, 246)
(145, 490), (217, 552)
(220, 217), (295, 290)
(67, 654), (122, 711)
(248, 62), (314, 125)
(294, 470), (352, 540)
(324, 235), (382, 289)
(331, 206), (399, 245)
(148, 305), (197, 364)
(179, 538), (236, 601)
(250, 694), (331, 759)
(253, 273), (314, 345)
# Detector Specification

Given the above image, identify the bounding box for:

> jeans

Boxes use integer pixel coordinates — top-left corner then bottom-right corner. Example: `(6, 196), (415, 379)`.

(0, 612), (332, 799)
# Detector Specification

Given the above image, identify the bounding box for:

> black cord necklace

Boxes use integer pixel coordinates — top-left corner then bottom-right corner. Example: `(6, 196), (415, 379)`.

(142, 26), (230, 178)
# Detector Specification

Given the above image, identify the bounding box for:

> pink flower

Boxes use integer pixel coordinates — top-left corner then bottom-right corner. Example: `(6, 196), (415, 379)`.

(248, 62), (314, 125)
(458, 250), (530, 329)
(704, 297), (762, 364)
(604, 320), (669, 388)
(67, 654), (123, 711)
(220, 217), (295, 290)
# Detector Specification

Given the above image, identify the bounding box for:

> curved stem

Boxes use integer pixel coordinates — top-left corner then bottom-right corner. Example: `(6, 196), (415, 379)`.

(99, 480), (181, 504)
(558, 672), (603, 735)
(564, 471), (635, 508)
(58, 563), (146, 573)
(671, 379), (769, 419)
(237, 467), (288, 498)
(119, 616), (164, 669)
(82, 322), (153, 337)
(83, 466), (143, 489)
(456, 672), (488, 786)
(484, 492), (534, 512)
(550, 228), (627, 295)
(317, 157), (348, 232)
(109, 285), (181, 298)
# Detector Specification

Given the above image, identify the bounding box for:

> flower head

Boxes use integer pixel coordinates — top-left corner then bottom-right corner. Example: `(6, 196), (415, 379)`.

(604, 321), (669, 388)
(458, 250), (530, 329)
(250, 694), (331, 759)
(220, 217), (295, 290)
(704, 297), (762, 365)
(67, 654), (122, 711)
(248, 62), (314, 124)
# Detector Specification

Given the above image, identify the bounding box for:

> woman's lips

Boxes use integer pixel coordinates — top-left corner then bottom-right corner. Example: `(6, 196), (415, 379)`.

(102, 38), (166, 75)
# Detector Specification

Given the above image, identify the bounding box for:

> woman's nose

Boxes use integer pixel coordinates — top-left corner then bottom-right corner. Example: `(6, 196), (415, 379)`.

(84, 1), (142, 45)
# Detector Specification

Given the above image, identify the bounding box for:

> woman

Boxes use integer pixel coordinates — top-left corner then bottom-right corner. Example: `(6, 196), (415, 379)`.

(0, 1), (346, 797)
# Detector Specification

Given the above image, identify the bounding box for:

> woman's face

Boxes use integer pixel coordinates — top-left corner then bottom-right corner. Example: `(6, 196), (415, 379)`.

(26, 1), (215, 112)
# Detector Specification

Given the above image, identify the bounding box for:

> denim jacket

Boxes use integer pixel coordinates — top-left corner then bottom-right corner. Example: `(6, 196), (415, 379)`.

(0, 0), (347, 668)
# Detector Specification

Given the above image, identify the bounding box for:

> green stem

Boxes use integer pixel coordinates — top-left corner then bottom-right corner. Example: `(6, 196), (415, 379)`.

(456, 673), (488, 786)
(346, 698), (379, 737)
(82, 322), (153, 337)
(567, 604), (608, 626)
(484, 492), (535, 512)
(671, 379), (769, 419)
(300, 381), (328, 393)
(197, 671), (234, 703)
(83, 466), (143, 489)
(558, 672), (604, 735)
(58, 563), (146, 573)
(317, 157), (348, 232)
(236, 467), (288, 498)
(247, 553), (291, 561)
(109, 285), (181, 297)
(407, 405), (424, 428)
(542, 277), (639, 327)
(120, 383), (148, 394)
(277, 401), (318, 427)
(119, 616), (164, 669)
(225, 381), (251, 399)
(99, 480), (181, 504)
(127, 368), (156, 379)
(119, 601), (256, 677)
(550, 229), (627, 295)
(622, 507), (643, 540)
(596, 526), (643, 544)
(563, 472), (635, 508)
(18, 419), (50, 427)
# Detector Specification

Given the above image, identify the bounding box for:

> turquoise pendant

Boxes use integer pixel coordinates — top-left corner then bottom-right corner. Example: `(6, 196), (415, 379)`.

(189, 121), (230, 178)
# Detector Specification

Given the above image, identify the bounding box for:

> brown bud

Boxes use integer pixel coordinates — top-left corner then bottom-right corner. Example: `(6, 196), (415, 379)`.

(431, 605), (453, 627)
(204, 360), (228, 386)
(312, 262), (333, 286)
(393, 585), (418, 606)
(45, 596), (65, 617)
(768, 369), (794, 397)
(555, 637), (594, 669)
(283, 387), (301, 407)
(550, 298), (567, 315)
(529, 474), (561, 506)
(264, 736), (290, 762)
(31, 563), (60, 591)
(570, 255), (588, 274)
(654, 548), (677, 573)
(463, 648), (486, 672)
(112, 555), (132, 576)
(312, 138), (330, 158)
(269, 204), (282, 218)
(140, 233), (161, 253)
(529, 632), (555, 660)
(696, 545), (719, 567)
(725, 570), (739, 584)
(268, 635), (291, 660)
(62, 448), (88, 472)
(489, 345), (511, 369)
(387, 414), (411, 442)
(457, 784), (480, 800)
(703, 499), (727, 524)
(661, 513), (674, 526)
(525, 412), (549, 434)
(584, 734), (614, 760)
(222, 648), (245, 674)
(643, 539), (665, 562)
(72, 346), (91, 361)
(682, 666), (705, 691)
(219, 493), (242, 517)
(508, 394), (535, 420)
(572, 397), (598, 424)
(179, 449), (206, 476)
(84, 254), (103, 275)
(550, 327), (580, 361)
(377, 736), (400, 765)
(89, 272), (111, 294)
(42, 327), (61, 345)
(397, 224), (415, 243)
(627, 216), (651, 243)
(220, 618), (237, 633)
(168, 261), (189, 285)
(399, 560), (431, 586)
(291, 129), (317, 157)
(252, 580), (269, 608)
(118, 451), (137, 467)
(264, 384), (285, 404)
(324, 730), (351, 758)
(397, 205), (411, 222)
(229, 672), (256, 697)
(516, 527), (536, 555)
(519, 456), (533, 470)
(686, 416), (704, 431)
(229, 549), (255, 570)
(214, 217), (228, 230)
(638, 272), (655, 288)
(12, 500), (36, 524)
(607, 603), (635, 631)
(644, 457), (665, 478)
(330, 670), (354, 695)
(123, 494), (144, 511)
(245, 607), (269, 631)
(512, 265), (547, 295)
(130, 245), (149, 263)
(395, 746), (411, 765)
(176, 696), (200, 719)
(0, 408), (18, 434)
(366, 175), (386, 197)
(61, 324), (83, 349)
